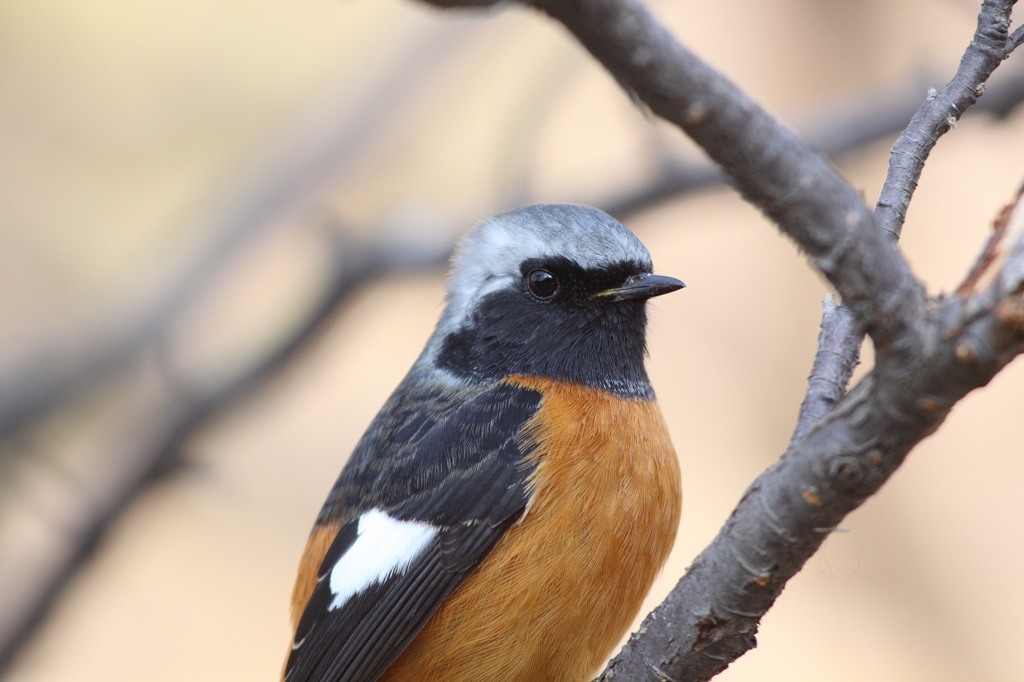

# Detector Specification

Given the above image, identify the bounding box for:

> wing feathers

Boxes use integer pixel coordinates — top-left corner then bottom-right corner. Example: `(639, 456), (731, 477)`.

(285, 381), (543, 682)
(296, 545), (457, 682)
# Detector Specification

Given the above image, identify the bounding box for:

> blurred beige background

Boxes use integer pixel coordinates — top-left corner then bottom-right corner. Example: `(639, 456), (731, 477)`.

(1, 0), (1023, 681)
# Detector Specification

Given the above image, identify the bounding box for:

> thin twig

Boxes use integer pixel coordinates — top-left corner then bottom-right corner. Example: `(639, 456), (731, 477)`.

(528, 0), (921, 352)
(788, 297), (861, 448)
(813, 0), (1022, 464)
(1009, 23), (1024, 51)
(875, 0), (1018, 240)
(956, 184), (1024, 295)
(608, 65), (1024, 218)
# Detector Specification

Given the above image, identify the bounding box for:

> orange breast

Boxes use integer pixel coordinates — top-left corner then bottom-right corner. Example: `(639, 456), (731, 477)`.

(380, 375), (682, 682)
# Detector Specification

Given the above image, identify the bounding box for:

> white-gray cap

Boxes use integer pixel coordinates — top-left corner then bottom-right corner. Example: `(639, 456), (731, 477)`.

(436, 204), (651, 336)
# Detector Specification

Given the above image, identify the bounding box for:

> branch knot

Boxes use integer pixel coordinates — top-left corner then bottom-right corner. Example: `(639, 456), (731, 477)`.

(827, 455), (866, 493)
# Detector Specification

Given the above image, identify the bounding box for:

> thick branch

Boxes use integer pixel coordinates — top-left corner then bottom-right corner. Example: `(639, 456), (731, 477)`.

(417, 0), (1022, 680)
(600, 199), (1024, 682)
(518, 2), (1020, 680)
(607, 64), (1024, 218)
(807, 0), (1021, 453)
(529, 0), (921, 352)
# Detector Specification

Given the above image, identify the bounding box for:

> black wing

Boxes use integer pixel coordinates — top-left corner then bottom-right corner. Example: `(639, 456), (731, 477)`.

(285, 380), (542, 682)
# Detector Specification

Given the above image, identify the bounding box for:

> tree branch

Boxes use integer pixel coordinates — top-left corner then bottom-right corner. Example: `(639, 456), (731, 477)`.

(788, 297), (861, 449)
(528, 0), (921, 352)
(607, 64), (1024, 218)
(604, 190), (1024, 682)
(876, 0), (1019, 240)
(805, 0), (1022, 457)
(1007, 24), (1024, 60)
(417, 0), (1023, 680)
(525, 1), (1021, 680)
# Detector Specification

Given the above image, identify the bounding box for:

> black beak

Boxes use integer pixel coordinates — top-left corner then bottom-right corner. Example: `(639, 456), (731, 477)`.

(593, 273), (686, 302)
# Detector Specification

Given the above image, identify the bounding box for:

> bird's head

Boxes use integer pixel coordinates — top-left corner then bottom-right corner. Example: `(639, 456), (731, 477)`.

(419, 204), (684, 399)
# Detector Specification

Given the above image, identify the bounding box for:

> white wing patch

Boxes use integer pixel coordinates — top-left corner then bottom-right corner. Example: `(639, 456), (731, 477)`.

(328, 509), (437, 610)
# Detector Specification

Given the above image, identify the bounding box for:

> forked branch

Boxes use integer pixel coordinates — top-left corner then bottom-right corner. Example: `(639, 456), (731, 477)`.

(416, 0), (1024, 680)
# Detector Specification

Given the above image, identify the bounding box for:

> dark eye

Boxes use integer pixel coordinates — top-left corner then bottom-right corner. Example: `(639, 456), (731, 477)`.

(527, 269), (558, 299)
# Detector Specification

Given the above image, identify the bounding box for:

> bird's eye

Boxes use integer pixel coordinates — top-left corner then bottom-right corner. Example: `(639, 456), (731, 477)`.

(527, 269), (558, 299)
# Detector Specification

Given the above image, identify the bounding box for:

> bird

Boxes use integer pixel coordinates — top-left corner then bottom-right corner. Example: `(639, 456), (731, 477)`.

(284, 204), (684, 682)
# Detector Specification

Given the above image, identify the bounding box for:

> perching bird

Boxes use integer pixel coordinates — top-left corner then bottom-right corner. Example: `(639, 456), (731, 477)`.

(284, 204), (683, 682)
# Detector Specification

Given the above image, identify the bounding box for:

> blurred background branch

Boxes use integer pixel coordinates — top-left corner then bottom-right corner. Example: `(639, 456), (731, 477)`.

(5, 56), (1023, 449)
(0, 220), (459, 670)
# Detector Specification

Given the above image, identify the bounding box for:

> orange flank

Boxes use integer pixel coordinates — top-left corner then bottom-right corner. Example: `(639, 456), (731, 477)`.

(291, 520), (341, 632)
(380, 375), (681, 682)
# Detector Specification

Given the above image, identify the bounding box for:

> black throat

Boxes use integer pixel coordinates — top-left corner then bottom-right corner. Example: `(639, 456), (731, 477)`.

(435, 257), (655, 400)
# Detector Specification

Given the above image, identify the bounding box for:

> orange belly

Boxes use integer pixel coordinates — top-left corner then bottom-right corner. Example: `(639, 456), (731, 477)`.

(379, 376), (681, 682)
